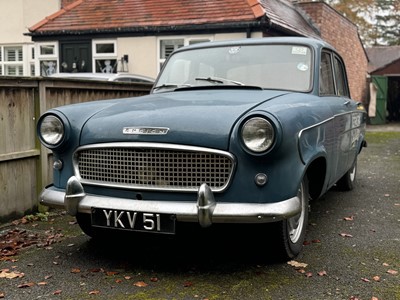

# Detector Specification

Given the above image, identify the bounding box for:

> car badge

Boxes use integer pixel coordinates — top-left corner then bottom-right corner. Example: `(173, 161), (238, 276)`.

(123, 127), (169, 135)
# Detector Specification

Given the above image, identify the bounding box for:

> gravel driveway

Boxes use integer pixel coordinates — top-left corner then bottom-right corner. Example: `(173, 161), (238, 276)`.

(1, 126), (399, 300)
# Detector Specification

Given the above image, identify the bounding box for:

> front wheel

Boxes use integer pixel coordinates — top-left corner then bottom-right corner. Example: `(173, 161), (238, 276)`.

(271, 177), (309, 261)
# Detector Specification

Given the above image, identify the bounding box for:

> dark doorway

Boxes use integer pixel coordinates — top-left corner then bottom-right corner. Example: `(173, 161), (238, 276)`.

(60, 41), (92, 73)
(387, 77), (400, 122)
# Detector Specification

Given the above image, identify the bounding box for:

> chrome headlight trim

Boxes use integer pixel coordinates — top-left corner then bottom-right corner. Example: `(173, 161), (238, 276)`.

(241, 117), (275, 153)
(38, 114), (65, 148)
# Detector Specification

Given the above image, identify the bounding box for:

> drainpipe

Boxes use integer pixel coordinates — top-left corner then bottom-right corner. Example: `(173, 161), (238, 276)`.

(246, 28), (252, 38)
(260, 15), (272, 37)
(246, 15), (270, 38)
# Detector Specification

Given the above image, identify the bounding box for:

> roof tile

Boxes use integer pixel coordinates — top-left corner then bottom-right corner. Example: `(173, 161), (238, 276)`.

(28, 0), (319, 39)
(30, 0), (258, 32)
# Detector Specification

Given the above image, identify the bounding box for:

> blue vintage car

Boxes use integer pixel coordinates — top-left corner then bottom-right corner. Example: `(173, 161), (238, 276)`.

(37, 37), (367, 260)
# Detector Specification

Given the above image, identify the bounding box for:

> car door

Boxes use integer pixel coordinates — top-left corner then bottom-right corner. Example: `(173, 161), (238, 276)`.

(332, 53), (361, 173)
(319, 50), (353, 184)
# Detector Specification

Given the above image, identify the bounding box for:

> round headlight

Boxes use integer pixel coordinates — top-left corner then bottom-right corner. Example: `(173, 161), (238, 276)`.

(39, 115), (65, 146)
(241, 117), (275, 153)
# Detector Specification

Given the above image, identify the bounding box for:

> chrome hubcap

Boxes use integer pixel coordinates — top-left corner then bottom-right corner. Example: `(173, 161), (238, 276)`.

(349, 164), (356, 182)
(288, 182), (306, 244)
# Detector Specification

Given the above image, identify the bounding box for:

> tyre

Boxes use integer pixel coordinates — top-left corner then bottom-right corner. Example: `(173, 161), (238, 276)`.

(76, 213), (100, 238)
(336, 158), (357, 191)
(271, 177), (310, 261)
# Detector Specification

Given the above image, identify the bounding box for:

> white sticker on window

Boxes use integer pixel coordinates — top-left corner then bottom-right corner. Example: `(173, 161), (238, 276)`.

(297, 62), (309, 71)
(292, 47), (308, 56)
(229, 47), (241, 54)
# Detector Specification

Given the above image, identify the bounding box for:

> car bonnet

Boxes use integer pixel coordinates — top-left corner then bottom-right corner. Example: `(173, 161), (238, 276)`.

(79, 89), (287, 150)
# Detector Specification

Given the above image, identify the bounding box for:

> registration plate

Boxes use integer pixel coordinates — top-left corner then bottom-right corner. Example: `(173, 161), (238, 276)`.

(91, 207), (176, 234)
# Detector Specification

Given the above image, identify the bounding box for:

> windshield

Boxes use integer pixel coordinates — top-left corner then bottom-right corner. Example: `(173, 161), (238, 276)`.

(154, 44), (312, 93)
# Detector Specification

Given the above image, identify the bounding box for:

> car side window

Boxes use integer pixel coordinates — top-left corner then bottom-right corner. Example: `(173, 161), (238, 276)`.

(333, 56), (349, 97)
(319, 51), (335, 96)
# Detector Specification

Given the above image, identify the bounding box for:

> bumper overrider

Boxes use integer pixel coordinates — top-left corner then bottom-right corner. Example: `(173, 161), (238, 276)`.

(40, 176), (302, 228)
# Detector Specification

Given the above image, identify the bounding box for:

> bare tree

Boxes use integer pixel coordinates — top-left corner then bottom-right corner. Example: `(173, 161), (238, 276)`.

(322, 0), (399, 45)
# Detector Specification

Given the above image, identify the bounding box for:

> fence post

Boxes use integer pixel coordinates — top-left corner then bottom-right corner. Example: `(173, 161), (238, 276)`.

(36, 79), (50, 213)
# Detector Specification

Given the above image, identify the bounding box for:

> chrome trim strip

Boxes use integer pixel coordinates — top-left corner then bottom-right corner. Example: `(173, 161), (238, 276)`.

(39, 184), (301, 224)
(72, 142), (237, 193)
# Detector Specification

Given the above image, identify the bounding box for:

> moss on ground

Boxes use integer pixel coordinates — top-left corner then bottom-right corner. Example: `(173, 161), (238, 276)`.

(365, 131), (400, 144)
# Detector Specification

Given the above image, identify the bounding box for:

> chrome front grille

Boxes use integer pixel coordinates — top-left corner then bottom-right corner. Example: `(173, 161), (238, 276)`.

(74, 143), (235, 192)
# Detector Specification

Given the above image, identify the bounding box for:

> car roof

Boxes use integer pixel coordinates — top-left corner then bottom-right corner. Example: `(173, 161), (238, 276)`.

(48, 72), (155, 83)
(174, 37), (334, 53)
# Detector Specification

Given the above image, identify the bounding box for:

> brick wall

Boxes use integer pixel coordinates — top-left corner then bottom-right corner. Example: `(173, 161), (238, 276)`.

(298, 2), (369, 103)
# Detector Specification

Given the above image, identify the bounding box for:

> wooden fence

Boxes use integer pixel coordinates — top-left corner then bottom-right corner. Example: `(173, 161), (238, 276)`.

(0, 77), (152, 222)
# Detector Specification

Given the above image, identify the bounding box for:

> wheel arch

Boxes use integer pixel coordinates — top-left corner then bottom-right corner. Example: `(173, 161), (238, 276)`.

(305, 156), (327, 201)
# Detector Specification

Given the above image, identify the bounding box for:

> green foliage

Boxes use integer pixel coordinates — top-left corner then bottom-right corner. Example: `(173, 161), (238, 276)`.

(24, 212), (50, 222)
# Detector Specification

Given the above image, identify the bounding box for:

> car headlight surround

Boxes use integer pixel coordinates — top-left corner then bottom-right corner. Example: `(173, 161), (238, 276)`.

(38, 114), (65, 147)
(241, 117), (275, 153)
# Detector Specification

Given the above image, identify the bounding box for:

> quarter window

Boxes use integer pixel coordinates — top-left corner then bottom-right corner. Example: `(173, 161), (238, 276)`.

(333, 56), (349, 97)
(319, 51), (335, 95)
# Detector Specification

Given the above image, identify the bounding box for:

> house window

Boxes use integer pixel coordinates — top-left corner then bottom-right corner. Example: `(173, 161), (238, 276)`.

(0, 46), (24, 76)
(37, 42), (58, 76)
(93, 40), (117, 73)
(158, 37), (212, 71)
(5, 47), (23, 62)
(29, 45), (36, 76)
(188, 39), (210, 45)
(40, 45), (55, 56)
(40, 61), (57, 76)
(96, 43), (115, 54)
(5, 65), (23, 76)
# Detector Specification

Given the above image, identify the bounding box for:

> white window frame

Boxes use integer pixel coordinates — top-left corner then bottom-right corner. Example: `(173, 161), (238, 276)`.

(35, 42), (59, 76)
(157, 36), (213, 72)
(93, 39), (117, 57)
(38, 44), (57, 57)
(0, 45), (24, 76)
(28, 45), (36, 76)
(92, 39), (118, 73)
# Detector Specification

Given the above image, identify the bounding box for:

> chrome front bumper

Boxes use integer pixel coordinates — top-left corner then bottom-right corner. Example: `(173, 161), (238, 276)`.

(40, 176), (301, 227)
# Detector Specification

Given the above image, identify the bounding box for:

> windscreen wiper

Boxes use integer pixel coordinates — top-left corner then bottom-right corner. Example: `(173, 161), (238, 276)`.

(153, 83), (192, 91)
(195, 77), (244, 86)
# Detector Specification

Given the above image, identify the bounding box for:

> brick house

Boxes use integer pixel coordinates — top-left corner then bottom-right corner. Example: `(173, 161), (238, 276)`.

(26, 0), (369, 103)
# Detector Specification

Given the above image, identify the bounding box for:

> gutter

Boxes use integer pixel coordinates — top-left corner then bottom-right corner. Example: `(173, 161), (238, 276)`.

(25, 20), (268, 39)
